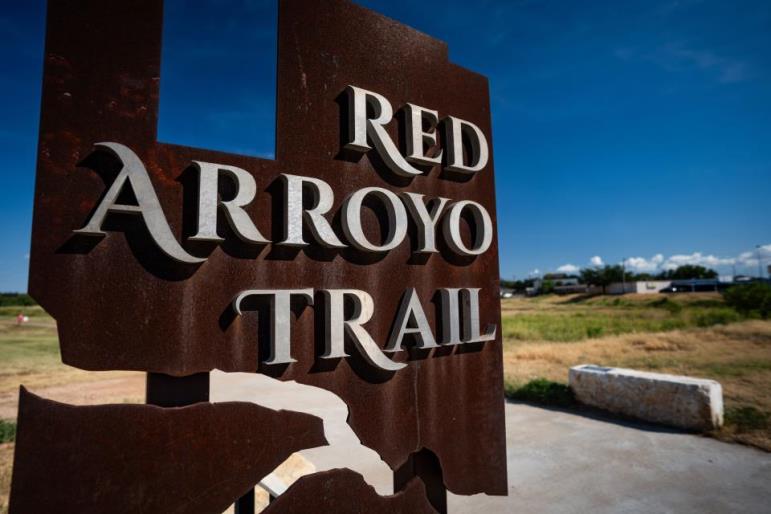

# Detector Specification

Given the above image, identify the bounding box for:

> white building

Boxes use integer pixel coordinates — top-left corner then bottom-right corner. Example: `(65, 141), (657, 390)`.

(605, 280), (672, 295)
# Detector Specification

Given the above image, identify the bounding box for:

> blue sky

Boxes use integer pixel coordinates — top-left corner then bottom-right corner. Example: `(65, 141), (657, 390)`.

(1, 0), (770, 291)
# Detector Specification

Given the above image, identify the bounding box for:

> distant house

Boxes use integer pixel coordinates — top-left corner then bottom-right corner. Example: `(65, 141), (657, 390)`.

(605, 280), (671, 295)
(535, 274), (587, 295)
(666, 278), (726, 292)
(552, 279), (587, 295)
(605, 278), (729, 295)
(500, 287), (515, 298)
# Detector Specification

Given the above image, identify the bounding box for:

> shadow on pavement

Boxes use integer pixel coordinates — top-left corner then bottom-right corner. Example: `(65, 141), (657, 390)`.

(506, 398), (691, 435)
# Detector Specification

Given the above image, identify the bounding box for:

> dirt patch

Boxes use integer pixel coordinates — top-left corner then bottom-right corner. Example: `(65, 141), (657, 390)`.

(0, 443), (12, 514)
(0, 374), (144, 420)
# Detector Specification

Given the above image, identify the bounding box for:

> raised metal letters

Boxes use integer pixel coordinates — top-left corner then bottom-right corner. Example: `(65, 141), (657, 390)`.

(190, 161), (270, 244)
(385, 288), (437, 352)
(344, 84), (490, 178)
(321, 289), (406, 371)
(402, 193), (449, 254)
(74, 142), (496, 260)
(281, 174), (346, 248)
(342, 187), (408, 252)
(343, 85), (423, 177)
(404, 103), (442, 166)
(461, 288), (497, 343)
(73, 142), (203, 264)
(233, 286), (495, 369)
(442, 200), (493, 256)
(233, 289), (314, 364)
(444, 116), (489, 174)
(438, 288), (463, 345)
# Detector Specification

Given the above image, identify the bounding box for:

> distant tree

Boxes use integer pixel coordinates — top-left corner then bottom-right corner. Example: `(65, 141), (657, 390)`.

(543, 273), (575, 281)
(661, 265), (718, 280)
(499, 279), (531, 293)
(579, 267), (599, 286)
(602, 265), (625, 284)
(0, 293), (37, 307)
(579, 265), (624, 294)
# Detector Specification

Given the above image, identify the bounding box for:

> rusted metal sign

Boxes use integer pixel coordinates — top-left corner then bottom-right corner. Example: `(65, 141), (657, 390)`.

(12, 0), (507, 511)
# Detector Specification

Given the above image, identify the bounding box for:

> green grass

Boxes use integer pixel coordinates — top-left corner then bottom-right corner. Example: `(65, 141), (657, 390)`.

(0, 316), (62, 385)
(504, 378), (576, 407)
(620, 356), (684, 370)
(502, 295), (746, 343)
(0, 306), (46, 317)
(0, 293), (36, 308)
(0, 421), (14, 444)
(0, 331), (60, 366)
(502, 312), (689, 342)
(698, 359), (771, 378)
(693, 307), (742, 327)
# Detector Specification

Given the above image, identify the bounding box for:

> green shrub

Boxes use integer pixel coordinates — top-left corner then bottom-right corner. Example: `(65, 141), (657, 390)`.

(723, 283), (771, 318)
(0, 293), (37, 307)
(586, 326), (604, 338)
(702, 360), (771, 378)
(688, 299), (725, 309)
(724, 406), (769, 431)
(693, 308), (741, 327)
(650, 297), (683, 314)
(0, 419), (16, 443)
(505, 378), (576, 407)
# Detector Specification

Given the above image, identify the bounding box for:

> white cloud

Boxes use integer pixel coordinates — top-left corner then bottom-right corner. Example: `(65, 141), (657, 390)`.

(537, 244), (771, 279)
(737, 251), (755, 265)
(24, 254), (29, 260)
(623, 245), (770, 272)
(664, 45), (751, 84)
(662, 252), (736, 270)
(624, 254), (664, 272)
(617, 41), (752, 85)
(732, 245), (771, 272)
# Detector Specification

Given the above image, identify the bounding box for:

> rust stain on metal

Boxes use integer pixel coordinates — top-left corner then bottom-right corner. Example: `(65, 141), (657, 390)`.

(263, 468), (437, 513)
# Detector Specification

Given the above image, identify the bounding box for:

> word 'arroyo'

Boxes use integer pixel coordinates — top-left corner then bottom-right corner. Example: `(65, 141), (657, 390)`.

(232, 287), (496, 371)
(75, 142), (493, 263)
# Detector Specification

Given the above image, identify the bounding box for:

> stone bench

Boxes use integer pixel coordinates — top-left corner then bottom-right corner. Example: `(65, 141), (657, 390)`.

(568, 364), (723, 431)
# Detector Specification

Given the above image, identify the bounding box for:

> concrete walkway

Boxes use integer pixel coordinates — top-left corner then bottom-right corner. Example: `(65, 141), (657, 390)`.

(452, 403), (771, 513)
(211, 372), (771, 513)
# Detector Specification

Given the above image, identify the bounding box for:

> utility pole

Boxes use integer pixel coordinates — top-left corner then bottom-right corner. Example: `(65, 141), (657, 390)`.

(621, 258), (626, 294)
(758, 245), (764, 279)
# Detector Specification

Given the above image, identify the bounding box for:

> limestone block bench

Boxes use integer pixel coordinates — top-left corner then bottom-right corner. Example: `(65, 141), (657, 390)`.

(568, 364), (723, 431)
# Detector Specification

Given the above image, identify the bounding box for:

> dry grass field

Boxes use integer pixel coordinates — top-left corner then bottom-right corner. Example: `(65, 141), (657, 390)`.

(502, 293), (771, 450)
